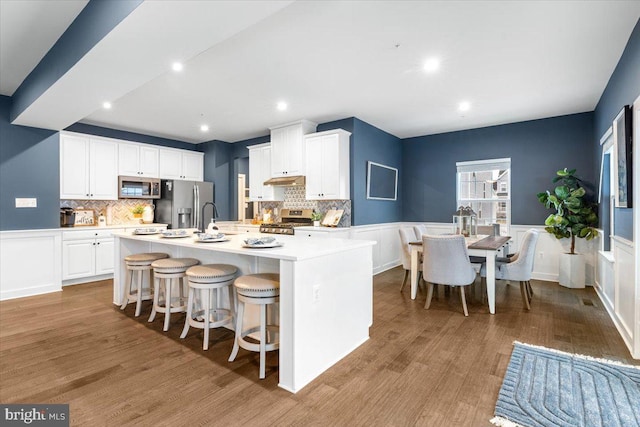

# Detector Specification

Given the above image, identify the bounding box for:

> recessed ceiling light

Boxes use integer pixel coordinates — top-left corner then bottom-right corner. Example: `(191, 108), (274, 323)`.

(102, 102), (112, 110)
(458, 101), (471, 112)
(200, 125), (209, 132)
(276, 101), (288, 111)
(423, 58), (440, 73)
(172, 62), (184, 72)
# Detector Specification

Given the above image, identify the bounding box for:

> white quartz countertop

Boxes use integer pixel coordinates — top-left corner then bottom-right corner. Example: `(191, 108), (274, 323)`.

(0, 224), (168, 234)
(114, 230), (374, 261)
(62, 223), (167, 231)
(295, 226), (350, 232)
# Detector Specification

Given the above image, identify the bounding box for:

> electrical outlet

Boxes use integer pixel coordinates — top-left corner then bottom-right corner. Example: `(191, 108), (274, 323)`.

(15, 198), (37, 208)
(539, 252), (544, 259)
(312, 284), (320, 303)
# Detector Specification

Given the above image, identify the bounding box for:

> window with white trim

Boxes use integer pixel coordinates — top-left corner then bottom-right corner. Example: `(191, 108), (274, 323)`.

(456, 158), (511, 235)
(598, 128), (614, 251)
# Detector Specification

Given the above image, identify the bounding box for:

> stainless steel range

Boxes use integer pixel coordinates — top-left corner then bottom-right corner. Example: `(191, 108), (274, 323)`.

(259, 209), (313, 235)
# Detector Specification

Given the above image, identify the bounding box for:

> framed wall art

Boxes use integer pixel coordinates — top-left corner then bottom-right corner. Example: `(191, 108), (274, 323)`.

(612, 105), (633, 208)
(366, 161), (398, 201)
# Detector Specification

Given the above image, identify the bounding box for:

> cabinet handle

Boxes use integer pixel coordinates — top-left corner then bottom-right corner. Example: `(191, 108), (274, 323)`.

(86, 193), (89, 196)
(97, 242), (100, 245)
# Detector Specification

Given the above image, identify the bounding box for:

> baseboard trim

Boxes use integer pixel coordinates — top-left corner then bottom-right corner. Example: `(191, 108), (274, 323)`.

(1, 284), (62, 301)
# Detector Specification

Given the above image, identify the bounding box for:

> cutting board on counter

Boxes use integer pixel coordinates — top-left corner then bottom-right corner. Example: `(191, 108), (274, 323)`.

(321, 209), (343, 227)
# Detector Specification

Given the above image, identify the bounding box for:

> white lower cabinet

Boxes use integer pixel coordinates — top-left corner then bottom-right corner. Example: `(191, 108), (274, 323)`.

(62, 229), (122, 281)
(62, 239), (96, 279)
(95, 237), (115, 275)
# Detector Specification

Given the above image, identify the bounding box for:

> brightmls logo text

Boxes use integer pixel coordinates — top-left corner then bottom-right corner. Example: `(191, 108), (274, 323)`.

(1, 405), (69, 426)
(4, 408), (46, 424)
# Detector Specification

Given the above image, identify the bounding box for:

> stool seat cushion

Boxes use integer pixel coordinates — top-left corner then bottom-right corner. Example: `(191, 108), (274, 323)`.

(125, 252), (169, 265)
(152, 257), (200, 272)
(186, 264), (238, 280)
(234, 273), (280, 297)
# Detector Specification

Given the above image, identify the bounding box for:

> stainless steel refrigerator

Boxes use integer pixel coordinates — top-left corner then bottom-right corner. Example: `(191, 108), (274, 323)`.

(154, 180), (214, 230)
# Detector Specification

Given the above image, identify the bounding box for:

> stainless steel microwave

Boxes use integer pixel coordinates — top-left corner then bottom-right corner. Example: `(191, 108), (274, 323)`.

(118, 176), (161, 199)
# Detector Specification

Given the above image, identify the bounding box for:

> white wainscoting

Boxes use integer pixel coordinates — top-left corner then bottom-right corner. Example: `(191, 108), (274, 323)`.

(350, 223), (401, 275)
(0, 230), (62, 300)
(595, 236), (637, 359)
(595, 250), (615, 311)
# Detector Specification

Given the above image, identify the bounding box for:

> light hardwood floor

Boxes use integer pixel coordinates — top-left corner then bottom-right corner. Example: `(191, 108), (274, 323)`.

(1, 267), (636, 426)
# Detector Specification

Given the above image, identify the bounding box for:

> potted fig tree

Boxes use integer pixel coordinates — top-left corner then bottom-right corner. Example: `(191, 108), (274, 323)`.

(537, 168), (598, 288)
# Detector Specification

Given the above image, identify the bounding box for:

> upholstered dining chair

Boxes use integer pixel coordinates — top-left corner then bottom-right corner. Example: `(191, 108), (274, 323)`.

(422, 234), (477, 316)
(413, 224), (428, 240)
(398, 228), (421, 292)
(477, 224), (500, 236)
(481, 229), (539, 310)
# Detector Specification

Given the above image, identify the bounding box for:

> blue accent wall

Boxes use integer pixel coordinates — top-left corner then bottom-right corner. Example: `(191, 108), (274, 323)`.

(339, 118), (402, 226)
(66, 123), (196, 150)
(11, 0), (143, 122)
(594, 18), (640, 242)
(200, 140), (233, 220)
(402, 113), (595, 225)
(0, 96), (59, 230)
(198, 136), (270, 222)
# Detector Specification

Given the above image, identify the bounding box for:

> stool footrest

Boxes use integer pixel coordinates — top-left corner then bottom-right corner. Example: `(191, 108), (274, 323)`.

(186, 309), (233, 330)
(237, 325), (279, 353)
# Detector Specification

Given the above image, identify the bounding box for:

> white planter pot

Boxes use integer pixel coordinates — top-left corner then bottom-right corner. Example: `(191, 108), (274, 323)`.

(559, 253), (585, 288)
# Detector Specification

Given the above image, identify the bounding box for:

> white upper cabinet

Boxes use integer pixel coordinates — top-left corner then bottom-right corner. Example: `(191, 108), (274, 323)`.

(304, 129), (351, 200)
(118, 143), (159, 177)
(60, 133), (90, 199)
(248, 143), (283, 201)
(181, 151), (204, 181)
(90, 139), (119, 200)
(60, 133), (118, 200)
(159, 148), (203, 181)
(269, 120), (317, 177)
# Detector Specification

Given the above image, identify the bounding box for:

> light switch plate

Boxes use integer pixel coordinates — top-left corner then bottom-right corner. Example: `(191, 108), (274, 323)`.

(15, 198), (37, 208)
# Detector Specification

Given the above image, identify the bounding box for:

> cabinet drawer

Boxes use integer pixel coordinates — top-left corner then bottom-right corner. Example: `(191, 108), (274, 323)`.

(62, 229), (117, 240)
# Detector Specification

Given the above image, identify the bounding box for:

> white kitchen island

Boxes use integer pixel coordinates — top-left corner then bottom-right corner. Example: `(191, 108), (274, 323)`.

(113, 230), (375, 393)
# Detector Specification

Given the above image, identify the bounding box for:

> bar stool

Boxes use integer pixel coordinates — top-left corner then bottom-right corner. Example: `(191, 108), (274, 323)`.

(148, 257), (200, 331)
(181, 264), (238, 350)
(228, 273), (280, 379)
(120, 252), (169, 317)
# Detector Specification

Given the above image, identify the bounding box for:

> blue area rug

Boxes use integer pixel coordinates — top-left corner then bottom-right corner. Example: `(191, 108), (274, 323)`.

(492, 342), (640, 427)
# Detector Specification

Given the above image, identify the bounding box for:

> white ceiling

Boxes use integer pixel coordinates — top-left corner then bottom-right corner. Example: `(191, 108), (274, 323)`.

(2, 1), (640, 143)
(0, 0), (88, 95)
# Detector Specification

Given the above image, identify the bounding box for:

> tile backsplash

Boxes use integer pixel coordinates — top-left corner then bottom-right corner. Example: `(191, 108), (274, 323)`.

(62, 185), (352, 227)
(259, 186), (351, 227)
(60, 200), (153, 225)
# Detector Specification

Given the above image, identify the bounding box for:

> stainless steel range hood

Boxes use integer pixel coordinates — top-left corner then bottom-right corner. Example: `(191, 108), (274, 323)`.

(263, 176), (306, 186)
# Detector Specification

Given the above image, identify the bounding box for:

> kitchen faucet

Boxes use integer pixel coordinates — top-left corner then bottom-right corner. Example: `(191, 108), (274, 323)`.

(201, 202), (219, 233)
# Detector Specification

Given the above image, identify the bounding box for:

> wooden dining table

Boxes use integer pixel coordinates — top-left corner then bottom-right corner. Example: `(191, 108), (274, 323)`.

(409, 235), (511, 314)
